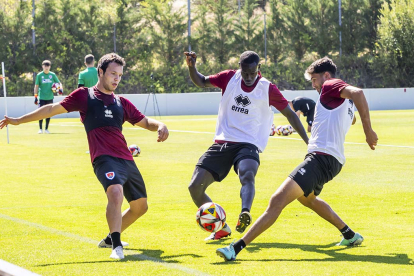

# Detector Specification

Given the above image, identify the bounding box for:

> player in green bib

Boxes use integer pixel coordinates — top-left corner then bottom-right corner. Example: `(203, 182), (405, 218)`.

(34, 60), (62, 134)
(78, 54), (98, 88)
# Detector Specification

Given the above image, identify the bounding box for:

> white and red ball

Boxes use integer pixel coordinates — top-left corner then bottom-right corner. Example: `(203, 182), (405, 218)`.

(269, 124), (276, 136)
(51, 83), (61, 93)
(284, 125), (294, 135)
(281, 126), (290, 136)
(275, 125), (284, 136)
(129, 144), (141, 157)
(196, 202), (226, 233)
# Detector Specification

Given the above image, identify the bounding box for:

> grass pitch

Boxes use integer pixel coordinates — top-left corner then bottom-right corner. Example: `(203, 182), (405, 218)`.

(0, 110), (413, 275)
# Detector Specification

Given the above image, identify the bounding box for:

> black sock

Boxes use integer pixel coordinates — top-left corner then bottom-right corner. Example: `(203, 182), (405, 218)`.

(241, 208), (250, 213)
(110, 232), (122, 249)
(233, 239), (246, 255)
(104, 233), (112, 244)
(39, 120), (43, 130)
(340, 225), (355, 240)
(45, 118), (50, 130)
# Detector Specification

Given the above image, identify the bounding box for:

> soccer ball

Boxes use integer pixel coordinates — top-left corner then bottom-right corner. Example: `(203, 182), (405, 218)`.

(129, 144), (141, 157)
(196, 202), (226, 233)
(284, 125), (294, 135)
(51, 83), (61, 93)
(269, 124), (276, 136)
(281, 125), (290, 136)
(275, 125), (284, 136)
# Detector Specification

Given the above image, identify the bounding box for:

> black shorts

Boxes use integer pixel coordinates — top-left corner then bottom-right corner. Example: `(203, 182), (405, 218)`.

(196, 142), (260, 182)
(39, 99), (53, 107)
(305, 109), (315, 126)
(92, 155), (147, 202)
(289, 153), (342, 197)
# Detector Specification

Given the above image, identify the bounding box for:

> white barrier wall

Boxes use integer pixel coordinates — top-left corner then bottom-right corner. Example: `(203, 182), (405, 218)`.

(0, 88), (413, 118)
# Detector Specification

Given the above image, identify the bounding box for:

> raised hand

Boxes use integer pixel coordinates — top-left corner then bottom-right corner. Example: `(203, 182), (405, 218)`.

(184, 51), (197, 67)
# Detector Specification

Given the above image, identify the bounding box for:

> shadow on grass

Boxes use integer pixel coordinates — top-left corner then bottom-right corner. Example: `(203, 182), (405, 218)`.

(212, 242), (413, 265)
(36, 248), (203, 266)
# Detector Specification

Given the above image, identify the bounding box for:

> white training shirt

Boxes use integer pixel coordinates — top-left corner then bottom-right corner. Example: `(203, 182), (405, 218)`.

(214, 70), (274, 152)
(308, 95), (355, 164)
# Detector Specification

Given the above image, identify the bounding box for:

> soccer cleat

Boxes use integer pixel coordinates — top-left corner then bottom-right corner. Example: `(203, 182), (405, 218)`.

(337, 232), (364, 246)
(216, 242), (236, 261)
(98, 239), (129, 248)
(235, 211), (252, 233)
(205, 223), (232, 241)
(38, 129), (43, 134)
(44, 129), (50, 134)
(110, 246), (124, 260)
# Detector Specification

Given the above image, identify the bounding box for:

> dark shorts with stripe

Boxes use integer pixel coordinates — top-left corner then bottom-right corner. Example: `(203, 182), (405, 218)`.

(196, 142), (260, 182)
(289, 152), (342, 197)
(39, 99), (53, 107)
(92, 155), (147, 202)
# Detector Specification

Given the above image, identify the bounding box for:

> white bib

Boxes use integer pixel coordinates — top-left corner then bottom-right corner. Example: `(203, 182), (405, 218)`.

(214, 70), (274, 152)
(308, 96), (355, 164)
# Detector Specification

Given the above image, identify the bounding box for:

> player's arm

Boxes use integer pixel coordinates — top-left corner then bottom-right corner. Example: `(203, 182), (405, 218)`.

(135, 117), (169, 142)
(0, 103), (67, 129)
(34, 85), (39, 105)
(78, 74), (85, 88)
(341, 86), (378, 150)
(280, 105), (309, 144)
(184, 52), (215, 88)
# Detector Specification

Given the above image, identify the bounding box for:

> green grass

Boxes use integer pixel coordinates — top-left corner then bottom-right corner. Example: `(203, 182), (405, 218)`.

(0, 110), (413, 275)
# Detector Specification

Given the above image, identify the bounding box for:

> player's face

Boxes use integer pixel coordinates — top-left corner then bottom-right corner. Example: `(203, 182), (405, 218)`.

(240, 62), (260, 86)
(310, 72), (328, 93)
(42, 64), (50, 73)
(100, 62), (123, 92)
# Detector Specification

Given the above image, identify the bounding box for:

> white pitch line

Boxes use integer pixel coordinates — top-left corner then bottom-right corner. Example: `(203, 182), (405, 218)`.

(0, 213), (212, 276)
(49, 123), (414, 149)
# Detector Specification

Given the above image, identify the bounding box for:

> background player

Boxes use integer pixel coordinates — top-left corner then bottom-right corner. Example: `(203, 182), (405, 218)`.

(34, 60), (62, 134)
(288, 96), (316, 132)
(216, 56), (378, 261)
(78, 54), (98, 88)
(1, 53), (169, 260)
(184, 50), (308, 241)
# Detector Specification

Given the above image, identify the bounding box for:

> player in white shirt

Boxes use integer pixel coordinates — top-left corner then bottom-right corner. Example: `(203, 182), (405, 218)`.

(184, 51), (309, 241)
(216, 56), (378, 261)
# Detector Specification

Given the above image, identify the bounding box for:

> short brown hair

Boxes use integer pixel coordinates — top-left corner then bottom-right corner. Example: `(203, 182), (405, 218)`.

(305, 57), (337, 80)
(85, 54), (94, 65)
(97, 53), (126, 76)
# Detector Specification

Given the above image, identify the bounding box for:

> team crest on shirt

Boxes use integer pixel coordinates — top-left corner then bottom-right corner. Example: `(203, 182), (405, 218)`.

(232, 94), (250, 114)
(105, 172), (115, 180)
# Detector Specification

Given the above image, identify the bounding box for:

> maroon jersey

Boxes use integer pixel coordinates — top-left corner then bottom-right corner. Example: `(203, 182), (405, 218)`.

(208, 70), (288, 111)
(60, 86), (145, 162)
(320, 79), (349, 109)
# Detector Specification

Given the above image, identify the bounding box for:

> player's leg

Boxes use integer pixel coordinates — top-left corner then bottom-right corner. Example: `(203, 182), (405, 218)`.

(121, 198), (148, 232)
(216, 178), (304, 261)
(44, 100), (53, 133)
(38, 120), (43, 133)
(235, 158), (259, 233)
(188, 166), (216, 207)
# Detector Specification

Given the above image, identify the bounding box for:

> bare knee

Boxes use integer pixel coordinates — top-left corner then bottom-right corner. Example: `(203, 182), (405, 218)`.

(106, 185), (124, 206)
(130, 199), (148, 216)
(298, 194), (317, 209)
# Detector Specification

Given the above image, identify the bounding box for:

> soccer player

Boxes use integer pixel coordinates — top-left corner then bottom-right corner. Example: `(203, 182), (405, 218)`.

(184, 50), (309, 241)
(78, 54), (98, 88)
(34, 60), (63, 134)
(216, 56), (378, 261)
(0, 53), (169, 260)
(288, 96), (316, 132)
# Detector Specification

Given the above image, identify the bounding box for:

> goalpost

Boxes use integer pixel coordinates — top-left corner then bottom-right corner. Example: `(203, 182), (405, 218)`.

(1, 62), (9, 144)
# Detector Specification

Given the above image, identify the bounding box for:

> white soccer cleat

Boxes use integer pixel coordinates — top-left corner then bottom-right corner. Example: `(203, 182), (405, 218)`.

(38, 129), (43, 134)
(110, 246), (124, 260)
(44, 129), (50, 134)
(97, 239), (129, 248)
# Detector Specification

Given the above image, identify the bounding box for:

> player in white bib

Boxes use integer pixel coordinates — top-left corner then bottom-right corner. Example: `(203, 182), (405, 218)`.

(184, 51), (309, 241)
(217, 57), (378, 261)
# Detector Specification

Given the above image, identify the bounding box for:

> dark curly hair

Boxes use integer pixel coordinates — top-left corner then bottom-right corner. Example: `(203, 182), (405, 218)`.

(305, 57), (337, 80)
(97, 53), (126, 77)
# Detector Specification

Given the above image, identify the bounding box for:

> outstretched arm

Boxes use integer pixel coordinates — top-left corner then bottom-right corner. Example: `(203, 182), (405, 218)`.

(341, 86), (378, 150)
(135, 117), (169, 142)
(0, 103), (67, 129)
(184, 52), (215, 88)
(280, 105), (309, 144)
